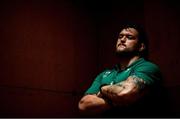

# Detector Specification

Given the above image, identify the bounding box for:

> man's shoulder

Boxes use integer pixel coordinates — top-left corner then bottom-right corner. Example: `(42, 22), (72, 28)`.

(136, 58), (160, 71)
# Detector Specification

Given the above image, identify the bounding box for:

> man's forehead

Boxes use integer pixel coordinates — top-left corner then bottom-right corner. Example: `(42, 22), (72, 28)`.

(119, 27), (138, 35)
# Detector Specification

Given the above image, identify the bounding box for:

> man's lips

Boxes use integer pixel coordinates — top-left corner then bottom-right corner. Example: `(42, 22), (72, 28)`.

(118, 43), (126, 47)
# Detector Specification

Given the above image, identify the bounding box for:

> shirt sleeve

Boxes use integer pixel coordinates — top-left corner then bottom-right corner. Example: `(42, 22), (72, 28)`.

(85, 70), (108, 95)
(130, 62), (162, 85)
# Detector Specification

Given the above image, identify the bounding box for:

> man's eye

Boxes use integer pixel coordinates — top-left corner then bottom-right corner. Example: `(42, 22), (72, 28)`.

(127, 35), (135, 39)
(119, 35), (123, 39)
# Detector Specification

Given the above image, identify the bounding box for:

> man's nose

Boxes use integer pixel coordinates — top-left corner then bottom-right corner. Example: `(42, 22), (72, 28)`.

(120, 36), (126, 42)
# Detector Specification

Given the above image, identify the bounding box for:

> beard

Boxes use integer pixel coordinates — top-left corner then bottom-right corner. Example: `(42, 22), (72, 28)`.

(115, 48), (139, 58)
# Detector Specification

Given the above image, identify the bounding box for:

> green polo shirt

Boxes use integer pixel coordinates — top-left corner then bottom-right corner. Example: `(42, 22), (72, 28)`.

(85, 58), (162, 94)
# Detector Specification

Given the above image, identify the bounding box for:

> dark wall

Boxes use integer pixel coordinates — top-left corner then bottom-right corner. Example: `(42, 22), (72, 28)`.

(0, 0), (180, 117)
(0, 0), (98, 117)
(144, 0), (180, 115)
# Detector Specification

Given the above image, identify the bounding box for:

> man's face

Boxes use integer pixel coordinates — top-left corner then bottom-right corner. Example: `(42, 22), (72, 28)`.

(116, 27), (140, 55)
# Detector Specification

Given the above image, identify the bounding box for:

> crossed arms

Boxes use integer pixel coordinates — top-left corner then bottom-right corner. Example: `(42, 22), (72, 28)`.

(78, 75), (148, 115)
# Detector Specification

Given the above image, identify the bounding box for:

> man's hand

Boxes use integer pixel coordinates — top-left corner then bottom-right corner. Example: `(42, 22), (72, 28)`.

(78, 94), (112, 115)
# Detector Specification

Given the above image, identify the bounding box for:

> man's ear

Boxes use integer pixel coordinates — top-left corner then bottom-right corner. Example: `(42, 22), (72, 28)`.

(139, 43), (145, 52)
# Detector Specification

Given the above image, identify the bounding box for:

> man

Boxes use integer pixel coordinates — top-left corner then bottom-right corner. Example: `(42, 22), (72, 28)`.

(78, 22), (164, 117)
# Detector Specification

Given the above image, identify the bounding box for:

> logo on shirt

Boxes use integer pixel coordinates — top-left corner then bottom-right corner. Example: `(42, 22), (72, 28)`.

(102, 71), (111, 78)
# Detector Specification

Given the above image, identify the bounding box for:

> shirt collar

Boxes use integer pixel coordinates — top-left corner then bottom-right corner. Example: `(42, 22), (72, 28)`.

(114, 58), (145, 71)
(127, 57), (145, 68)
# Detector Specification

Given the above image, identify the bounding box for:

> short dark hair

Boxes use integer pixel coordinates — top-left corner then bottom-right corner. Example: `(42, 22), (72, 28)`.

(118, 21), (149, 59)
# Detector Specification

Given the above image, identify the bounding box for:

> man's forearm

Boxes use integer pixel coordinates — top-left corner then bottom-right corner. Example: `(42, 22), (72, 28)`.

(100, 76), (147, 106)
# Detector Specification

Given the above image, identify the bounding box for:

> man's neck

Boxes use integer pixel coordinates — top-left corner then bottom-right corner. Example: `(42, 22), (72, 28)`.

(119, 56), (141, 70)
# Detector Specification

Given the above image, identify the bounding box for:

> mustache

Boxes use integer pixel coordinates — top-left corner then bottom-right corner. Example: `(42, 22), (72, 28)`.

(117, 42), (126, 47)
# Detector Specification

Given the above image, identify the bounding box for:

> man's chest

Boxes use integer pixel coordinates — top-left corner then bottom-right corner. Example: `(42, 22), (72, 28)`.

(100, 68), (133, 85)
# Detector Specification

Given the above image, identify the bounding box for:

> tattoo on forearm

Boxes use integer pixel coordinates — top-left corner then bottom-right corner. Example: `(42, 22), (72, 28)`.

(100, 75), (147, 100)
(128, 75), (146, 89)
(114, 82), (125, 89)
(114, 75), (146, 90)
(99, 76), (147, 107)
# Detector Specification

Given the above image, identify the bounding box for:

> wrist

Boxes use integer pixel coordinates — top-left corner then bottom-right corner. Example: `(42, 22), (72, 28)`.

(99, 84), (114, 107)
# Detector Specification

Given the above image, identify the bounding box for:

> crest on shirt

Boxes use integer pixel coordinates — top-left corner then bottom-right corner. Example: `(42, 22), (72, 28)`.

(102, 70), (112, 78)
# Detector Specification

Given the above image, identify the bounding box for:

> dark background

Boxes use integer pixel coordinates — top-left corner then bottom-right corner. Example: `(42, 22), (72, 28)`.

(0, 0), (180, 117)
